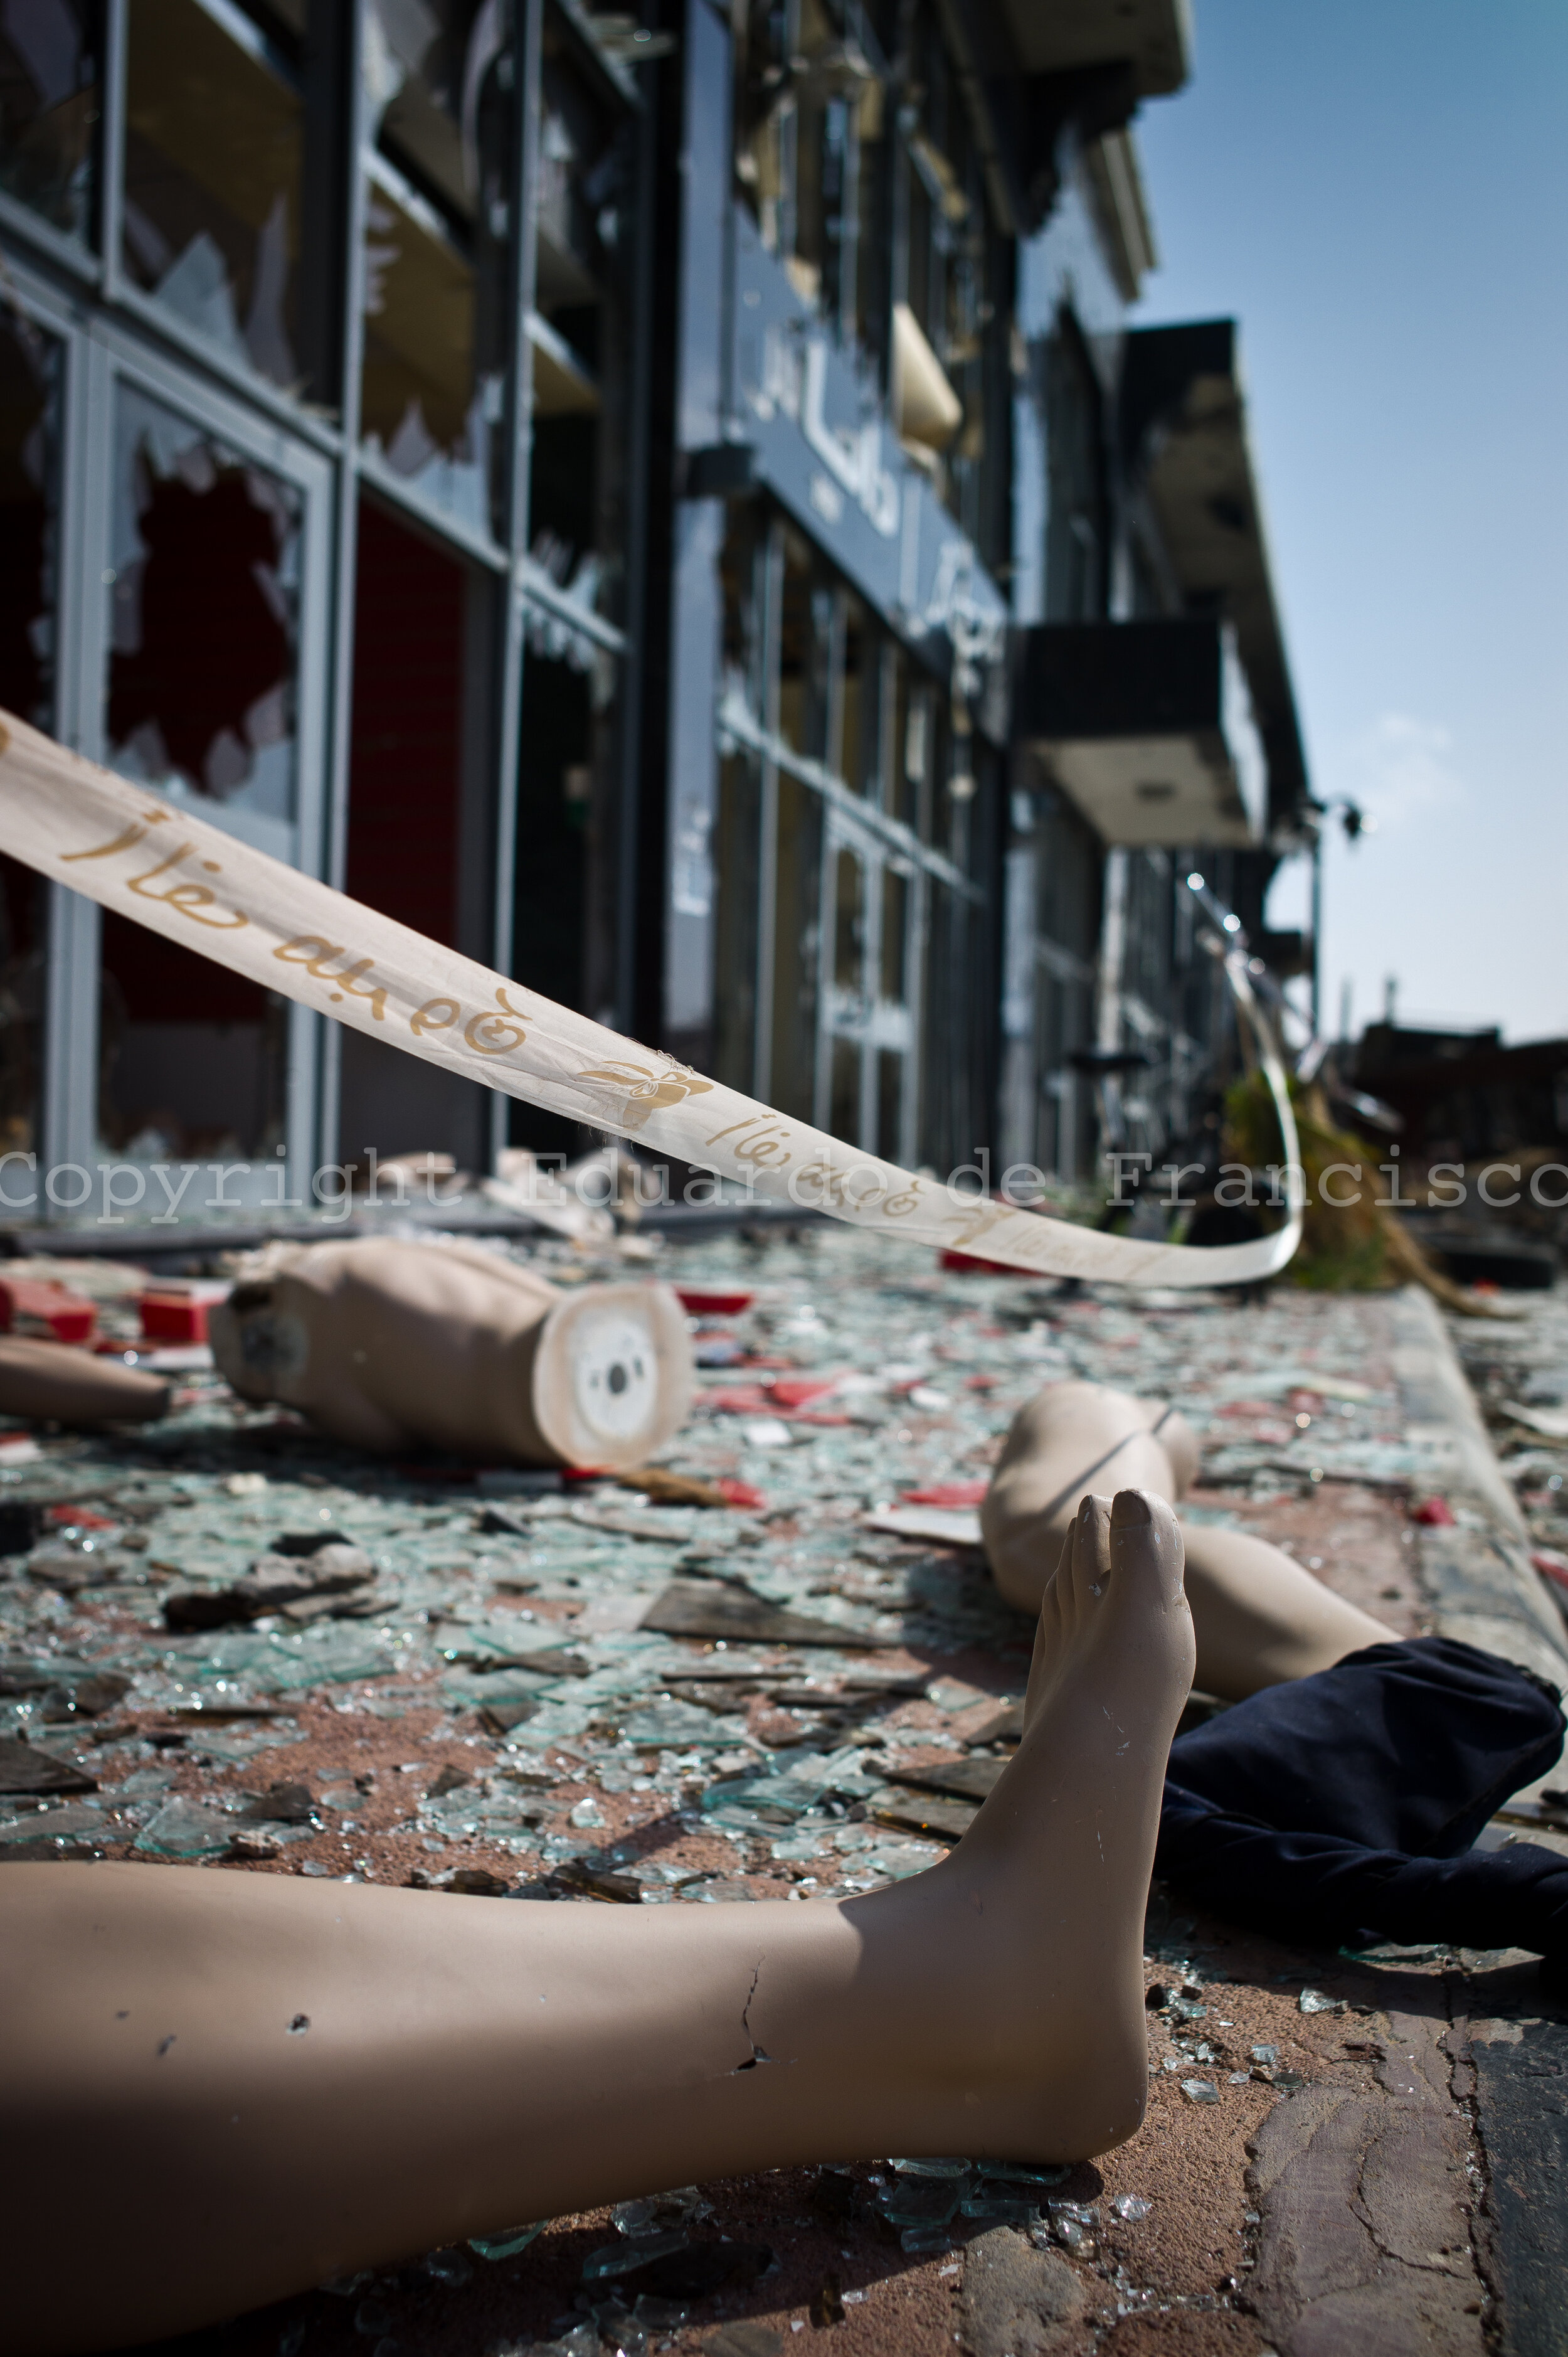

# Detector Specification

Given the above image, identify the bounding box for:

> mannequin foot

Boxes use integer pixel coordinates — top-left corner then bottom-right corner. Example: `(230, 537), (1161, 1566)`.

(980, 1382), (1196, 1615)
(887, 1489), (1194, 2160)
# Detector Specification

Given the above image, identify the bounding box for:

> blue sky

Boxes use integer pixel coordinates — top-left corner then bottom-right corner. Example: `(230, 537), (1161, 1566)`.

(1133, 0), (1568, 1044)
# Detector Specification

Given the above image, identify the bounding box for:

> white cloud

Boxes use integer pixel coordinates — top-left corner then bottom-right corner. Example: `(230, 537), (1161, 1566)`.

(1333, 710), (1467, 833)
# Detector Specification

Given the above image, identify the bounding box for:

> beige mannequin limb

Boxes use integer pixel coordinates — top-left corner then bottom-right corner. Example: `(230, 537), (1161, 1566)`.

(0, 1336), (170, 1424)
(983, 1380), (1396, 1700)
(208, 1238), (694, 1469)
(1, 1492), (1192, 2357)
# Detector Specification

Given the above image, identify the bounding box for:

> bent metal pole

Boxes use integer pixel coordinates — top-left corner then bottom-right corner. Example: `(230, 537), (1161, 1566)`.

(0, 709), (1301, 1287)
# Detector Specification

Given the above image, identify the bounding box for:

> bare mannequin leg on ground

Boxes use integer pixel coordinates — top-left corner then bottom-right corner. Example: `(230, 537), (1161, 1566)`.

(1, 1492), (1194, 2357)
(983, 1381), (1396, 1699)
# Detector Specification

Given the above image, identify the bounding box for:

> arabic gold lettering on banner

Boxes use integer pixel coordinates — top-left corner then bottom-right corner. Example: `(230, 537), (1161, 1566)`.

(411, 998), (462, 1037)
(575, 1058), (715, 1132)
(125, 844), (250, 929)
(464, 989), (528, 1055)
(705, 1112), (794, 1170)
(273, 937), (388, 1020)
(790, 1158), (893, 1211)
(60, 807), (174, 861)
(60, 809), (249, 931)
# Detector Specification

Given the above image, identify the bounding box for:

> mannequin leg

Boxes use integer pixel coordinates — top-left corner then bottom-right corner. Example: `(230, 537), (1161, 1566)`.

(1170, 1526), (1397, 1698)
(1, 1492), (1194, 2357)
(984, 1381), (1396, 1700)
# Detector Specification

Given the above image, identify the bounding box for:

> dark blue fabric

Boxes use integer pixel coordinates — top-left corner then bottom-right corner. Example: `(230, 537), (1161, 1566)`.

(1156, 1637), (1568, 1957)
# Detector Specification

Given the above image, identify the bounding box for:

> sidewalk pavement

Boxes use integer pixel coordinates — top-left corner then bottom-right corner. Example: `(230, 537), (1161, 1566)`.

(2, 1228), (1564, 2357)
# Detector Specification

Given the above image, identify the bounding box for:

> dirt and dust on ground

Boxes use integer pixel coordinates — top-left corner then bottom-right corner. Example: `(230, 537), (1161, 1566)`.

(3, 1224), (1567, 2357)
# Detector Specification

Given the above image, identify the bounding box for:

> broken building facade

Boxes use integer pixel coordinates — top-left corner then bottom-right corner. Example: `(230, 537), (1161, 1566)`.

(0, 0), (1311, 1211)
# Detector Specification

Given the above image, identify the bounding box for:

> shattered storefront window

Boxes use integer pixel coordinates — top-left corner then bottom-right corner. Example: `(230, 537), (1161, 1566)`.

(122, 0), (304, 393)
(0, 0), (98, 242)
(0, 307), (60, 1156)
(105, 385), (300, 822)
(359, 0), (513, 542)
(98, 386), (296, 1169)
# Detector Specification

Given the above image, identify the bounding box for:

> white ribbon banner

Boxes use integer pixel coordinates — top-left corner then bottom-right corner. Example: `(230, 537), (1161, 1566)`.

(0, 710), (1300, 1285)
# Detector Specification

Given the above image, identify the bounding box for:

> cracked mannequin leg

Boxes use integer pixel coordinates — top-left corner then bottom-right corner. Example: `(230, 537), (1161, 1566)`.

(983, 1380), (1396, 1700)
(1, 1492), (1192, 2357)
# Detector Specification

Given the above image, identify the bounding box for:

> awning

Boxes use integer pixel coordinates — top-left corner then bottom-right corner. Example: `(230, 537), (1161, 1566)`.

(992, 0), (1190, 92)
(1121, 320), (1310, 831)
(1013, 615), (1260, 849)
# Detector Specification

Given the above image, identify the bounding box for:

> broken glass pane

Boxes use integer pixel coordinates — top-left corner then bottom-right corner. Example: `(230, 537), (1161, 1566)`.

(359, 1), (513, 539)
(581, 2230), (690, 2281)
(0, 309), (59, 1156)
(134, 1794), (229, 1856)
(875, 2179), (959, 2227)
(0, 0), (97, 238)
(122, 0), (304, 390)
(469, 2221), (546, 2261)
(106, 385), (300, 823)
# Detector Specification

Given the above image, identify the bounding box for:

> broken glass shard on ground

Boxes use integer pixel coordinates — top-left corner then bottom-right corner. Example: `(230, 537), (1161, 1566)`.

(0, 1735), (97, 1794)
(469, 2221), (546, 2260)
(876, 2179), (961, 2227)
(1299, 1987), (1345, 2014)
(638, 1578), (898, 1648)
(581, 2232), (691, 2281)
(134, 1796), (230, 1856)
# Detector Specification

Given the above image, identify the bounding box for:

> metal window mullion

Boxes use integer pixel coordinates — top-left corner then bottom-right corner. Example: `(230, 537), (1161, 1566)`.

(811, 824), (838, 1136)
(722, 686), (978, 900)
(906, 861), (929, 1164)
(315, 0), (372, 1176)
(612, 11), (658, 1037)
(858, 841), (881, 1149)
(752, 522), (785, 1104)
(39, 313), (110, 1194)
(98, 0), (128, 296)
(482, 0), (545, 1169)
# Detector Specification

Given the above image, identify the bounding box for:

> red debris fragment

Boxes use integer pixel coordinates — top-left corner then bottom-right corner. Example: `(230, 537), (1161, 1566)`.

(138, 1281), (230, 1345)
(675, 1287), (755, 1317)
(901, 1481), (990, 1507)
(768, 1378), (839, 1409)
(0, 1277), (97, 1344)
(1532, 1550), (1568, 1594)
(1411, 1497), (1456, 1526)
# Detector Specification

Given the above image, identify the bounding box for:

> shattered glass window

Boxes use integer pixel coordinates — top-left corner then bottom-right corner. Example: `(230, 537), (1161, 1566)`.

(0, 307), (59, 1155)
(360, 0), (514, 541)
(0, 0), (98, 241)
(105, 385), (301, 827)
(0, 307), (60, 732)
(122, 0), (304, 393)
(734, 0), (885, 349)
